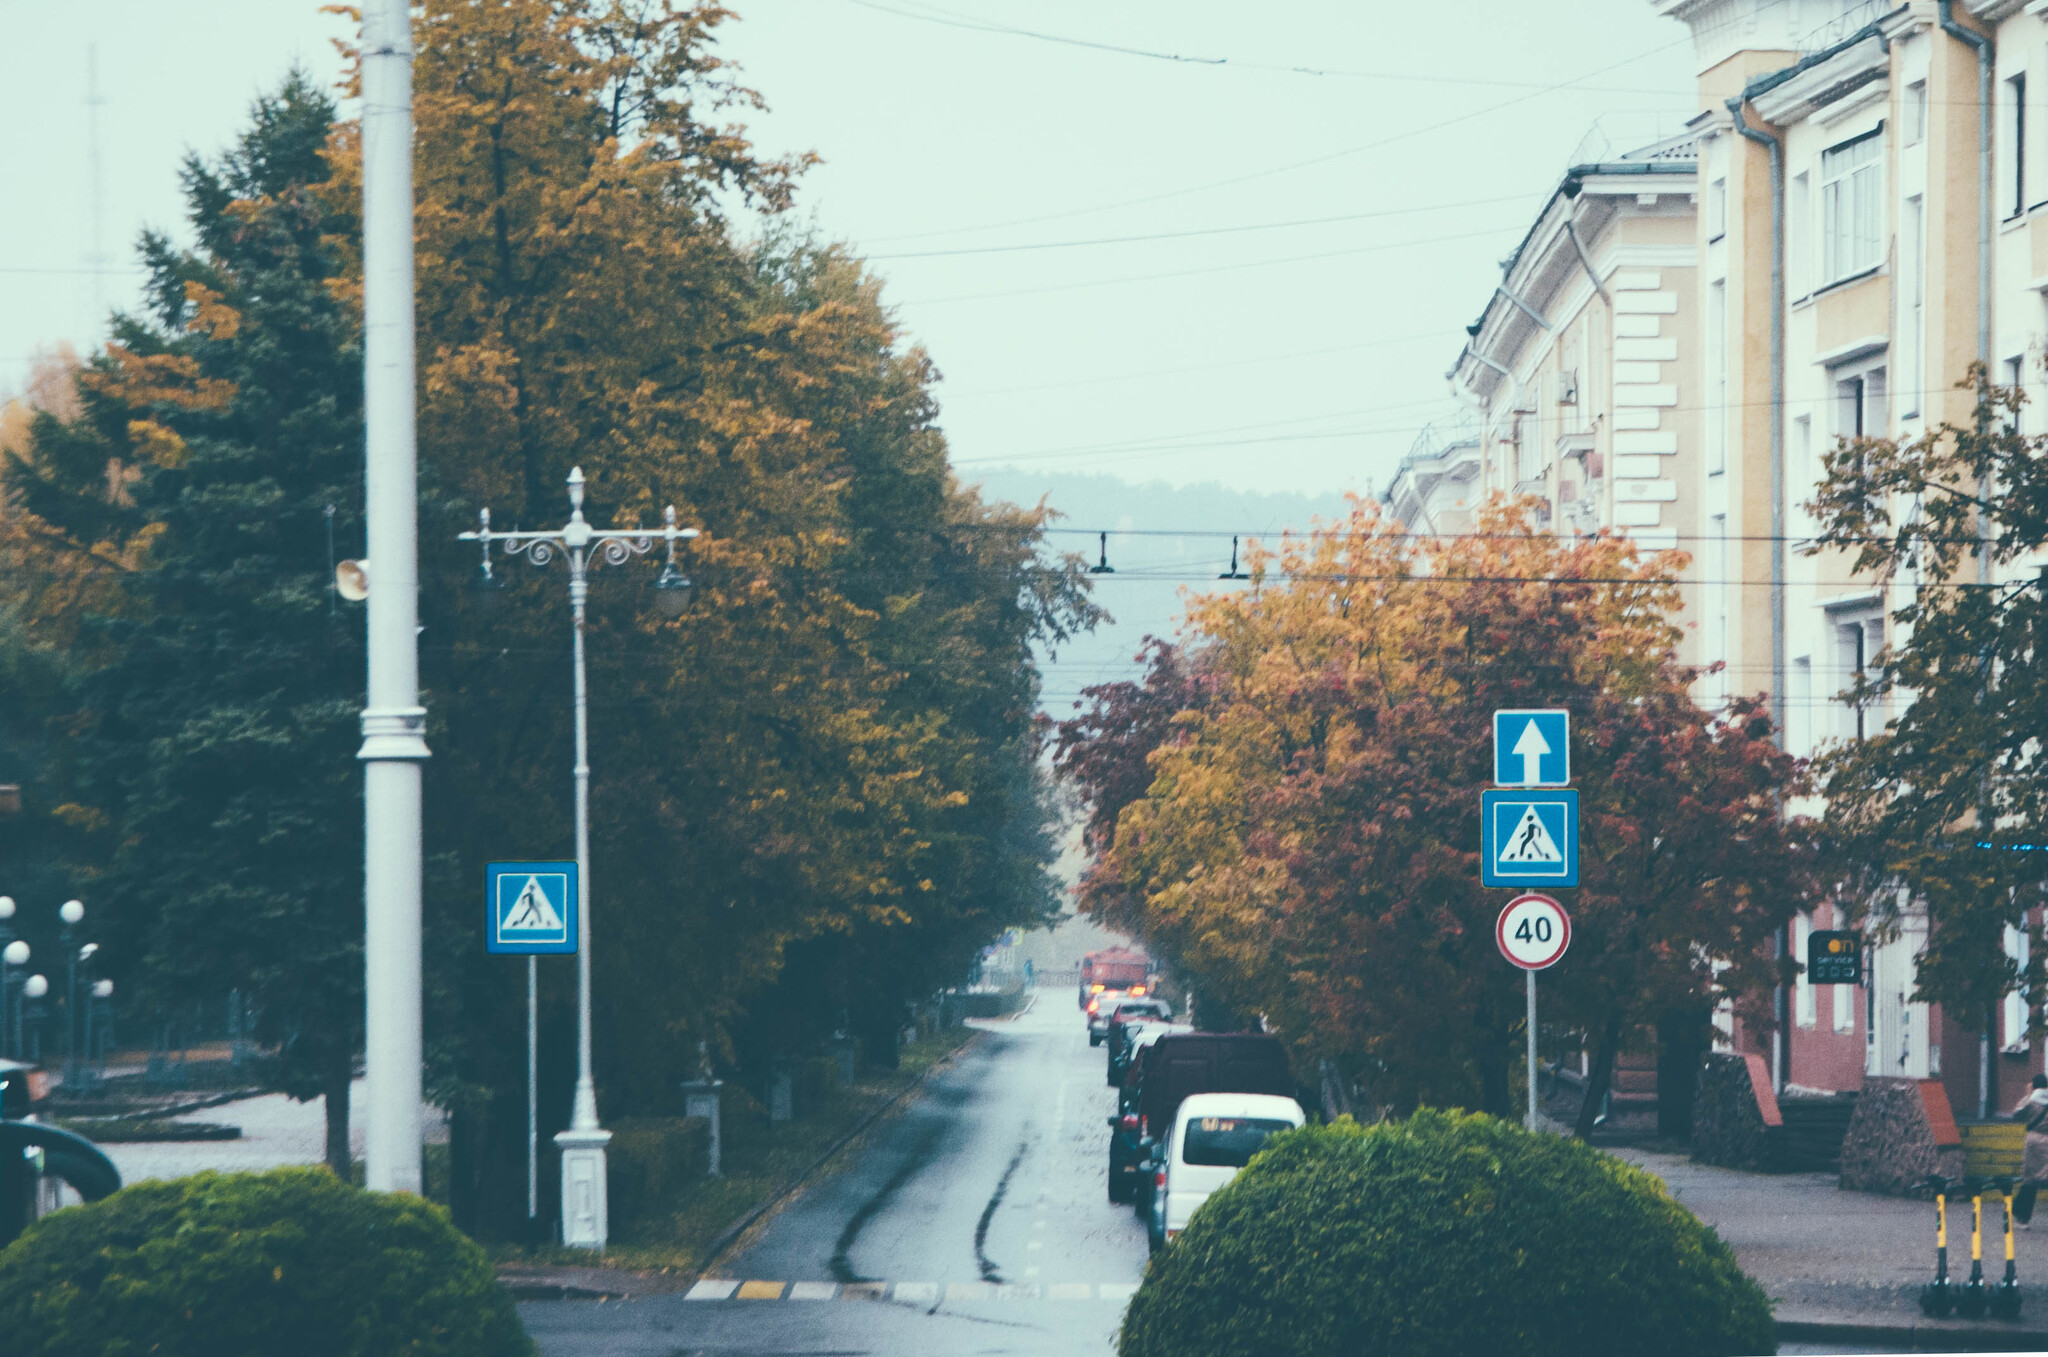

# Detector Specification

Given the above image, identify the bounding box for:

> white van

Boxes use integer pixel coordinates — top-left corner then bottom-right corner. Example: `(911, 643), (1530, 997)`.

(1153, 1091), (1304, 1249)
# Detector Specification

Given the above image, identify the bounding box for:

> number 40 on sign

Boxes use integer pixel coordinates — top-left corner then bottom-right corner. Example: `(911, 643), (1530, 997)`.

(1497, 893), (1570, 971)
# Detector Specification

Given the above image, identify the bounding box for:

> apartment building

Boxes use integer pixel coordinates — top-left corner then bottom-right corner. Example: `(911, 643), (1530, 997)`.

(1446, 135), (1712, 672)
(1655, 0), (2048, 1119)
(1382, 418), (1480, 536)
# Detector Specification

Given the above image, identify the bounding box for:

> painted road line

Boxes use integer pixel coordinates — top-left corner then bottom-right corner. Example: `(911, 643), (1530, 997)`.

(680, 1279), (1140, 1301)
(684, 1279), (739, 1300)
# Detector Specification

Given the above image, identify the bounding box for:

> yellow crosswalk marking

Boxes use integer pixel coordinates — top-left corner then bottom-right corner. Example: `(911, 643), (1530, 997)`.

(736, 1280), (786, 1299)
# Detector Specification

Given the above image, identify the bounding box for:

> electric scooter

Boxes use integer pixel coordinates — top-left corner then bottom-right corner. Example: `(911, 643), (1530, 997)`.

(1959, 1179), (1990, 1319)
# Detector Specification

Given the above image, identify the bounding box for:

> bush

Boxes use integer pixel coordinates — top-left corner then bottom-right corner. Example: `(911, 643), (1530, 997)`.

(0, 1167), (532, 1357)
(1119, 1109), (1774, 1357)
(607, 1116), (710, 1238)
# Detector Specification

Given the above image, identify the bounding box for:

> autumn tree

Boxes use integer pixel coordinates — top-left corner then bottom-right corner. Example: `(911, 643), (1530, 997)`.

(3, 75), (367, 1170)
(1059, 500), (1814, 1129)
(1805, 365), (2048, 1048)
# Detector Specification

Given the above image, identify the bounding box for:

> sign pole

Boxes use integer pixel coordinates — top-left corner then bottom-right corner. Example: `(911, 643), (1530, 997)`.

(536, 953), (544, 1228)
(1526, 968), (1539, 1130)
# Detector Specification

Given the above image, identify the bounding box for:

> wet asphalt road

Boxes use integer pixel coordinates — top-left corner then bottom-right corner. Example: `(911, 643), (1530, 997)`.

(520, 990), (1148, 1355)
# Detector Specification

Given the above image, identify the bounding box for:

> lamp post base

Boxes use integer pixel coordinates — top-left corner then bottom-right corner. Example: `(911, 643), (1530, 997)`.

(554, 1127), (612, 1249)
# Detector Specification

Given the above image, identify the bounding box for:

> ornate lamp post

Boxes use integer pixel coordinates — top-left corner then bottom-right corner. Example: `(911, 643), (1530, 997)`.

(459, 466), (699, 1249)
(19, 975), (47, 1061)
(0, 937), (25, 1060)
(58, 901), (82, 1087)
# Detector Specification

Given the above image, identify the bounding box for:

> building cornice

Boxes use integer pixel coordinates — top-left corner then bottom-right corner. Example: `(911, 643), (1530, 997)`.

(1749, 31), (1889, 126)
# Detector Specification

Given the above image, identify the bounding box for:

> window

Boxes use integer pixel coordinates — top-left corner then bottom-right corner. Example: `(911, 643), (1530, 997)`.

(1790, 655), (1813, 758)
(1902, 197), (1924, 417)
(1708, 176), (1728, 241)
(1793, 414), (1814, 523)
(1821, 130), (1885, 282)
(1710, 515), (1730, 706)
(1790, 171), (1811, 295)
(2007, 355), (2027, 435)
(1707, 280), (1728, 474)
(1518, 391), (1543, 483)
(2005, 924), (2031, 1052)
(1905, 80), (1928, 146)
(1836, 366), (1887, 441)
(1796, 914), (1817, 1027)
(2010, 73), (2029, 220)
(1182, 1117), (1294, 1168)
(1834, 610), (1882, 741)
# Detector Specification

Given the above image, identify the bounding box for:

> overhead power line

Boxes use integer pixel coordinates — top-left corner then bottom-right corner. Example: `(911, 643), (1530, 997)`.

(862, 33), (1695, 245)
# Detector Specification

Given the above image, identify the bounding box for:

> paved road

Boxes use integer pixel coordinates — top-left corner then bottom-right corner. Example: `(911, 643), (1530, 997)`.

(521, 991), (1148, 1355)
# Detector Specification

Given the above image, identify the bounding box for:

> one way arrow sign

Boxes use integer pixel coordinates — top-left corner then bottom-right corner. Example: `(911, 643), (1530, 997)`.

(1493, 710), (1569, 787)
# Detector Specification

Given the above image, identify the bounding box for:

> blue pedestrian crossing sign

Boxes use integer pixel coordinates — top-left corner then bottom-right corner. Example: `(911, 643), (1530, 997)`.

(1481, 790), (1578, 887)
(486, 861), (579, 955)
(1493, 709), (1569, 787)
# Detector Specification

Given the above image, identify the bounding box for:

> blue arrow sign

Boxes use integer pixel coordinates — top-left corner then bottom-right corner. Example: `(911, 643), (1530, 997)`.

(486, 861), (579, 955)
(1481, 790), (1578, 887)
(1493, 709), (1569, 787)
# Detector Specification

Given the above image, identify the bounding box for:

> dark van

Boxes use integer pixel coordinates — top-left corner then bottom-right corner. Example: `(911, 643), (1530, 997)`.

(1106, 1032), (1291, 1205)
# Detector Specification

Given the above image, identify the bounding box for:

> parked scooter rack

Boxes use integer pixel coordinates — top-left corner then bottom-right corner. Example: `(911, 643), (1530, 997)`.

(1919, 1174), (2037, 1320)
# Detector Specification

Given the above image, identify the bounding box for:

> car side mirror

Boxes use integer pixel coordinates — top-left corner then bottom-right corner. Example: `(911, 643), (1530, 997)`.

(1107, 1115), (1120, 1128)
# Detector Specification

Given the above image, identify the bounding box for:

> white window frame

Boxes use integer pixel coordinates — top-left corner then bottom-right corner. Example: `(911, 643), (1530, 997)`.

(1905, 80), (1928, 146)
(2005, 924), (2030, 1052)
(2008, 71), (2029, 222)
(1789, 654), (1813, 758)
(1790, 171), (1812, 297)
(1821, 128), (1885, 284)
(1706, 279), (1728, 474)
(1830, 606), (1883, 743)
(1708, 176), (1728, 242)
(1901, 196), (1924, 418)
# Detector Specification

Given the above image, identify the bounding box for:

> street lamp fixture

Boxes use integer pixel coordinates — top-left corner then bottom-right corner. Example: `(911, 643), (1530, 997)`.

(59, 900), (83, 926)
(457, 466), (702, 1250)
(0, 939), (26, 1060)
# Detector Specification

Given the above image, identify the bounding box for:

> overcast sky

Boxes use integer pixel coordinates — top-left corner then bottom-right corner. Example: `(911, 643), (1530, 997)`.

(1, 1), (1702, 501)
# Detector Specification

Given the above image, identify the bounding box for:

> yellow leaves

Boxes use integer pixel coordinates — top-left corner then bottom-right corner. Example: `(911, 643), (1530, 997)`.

(126, 420), (187, 471)
(88, 346), (235, 414)
(182, 282), (243, 340)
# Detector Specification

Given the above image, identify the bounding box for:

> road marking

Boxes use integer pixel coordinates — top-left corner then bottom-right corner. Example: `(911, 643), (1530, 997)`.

(685, 1279), (739, 1300)
(681, 1280), (1139, 1303)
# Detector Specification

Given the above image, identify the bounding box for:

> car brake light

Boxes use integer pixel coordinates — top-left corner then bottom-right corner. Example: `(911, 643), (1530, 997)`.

(1086, 1000), (1099, 1014)
(1155, 1170), (1166, 1189)
(1120, 1114), (1140, 1131)
(1130, 985), (1145, 995)
(1089, 983), (1105, 992)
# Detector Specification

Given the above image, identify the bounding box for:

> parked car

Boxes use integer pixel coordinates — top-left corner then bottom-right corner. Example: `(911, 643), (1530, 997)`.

(1105, 1025), (1190, 1203)
(1089, 990), (1166, 1046)
(1110, 1030), (1293, 1217)
(1103, 999), (1175, 1079)
(1148, 1091), (1305, 1253)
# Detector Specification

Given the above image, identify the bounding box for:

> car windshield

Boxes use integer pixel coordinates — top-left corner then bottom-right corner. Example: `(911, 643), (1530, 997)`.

(1181, 1116), (1293, 1168)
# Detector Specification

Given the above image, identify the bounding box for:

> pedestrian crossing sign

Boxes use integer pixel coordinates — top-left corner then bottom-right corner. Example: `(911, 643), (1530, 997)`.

(486, 860), (579, 954)
(1481, 790), (1578, 887)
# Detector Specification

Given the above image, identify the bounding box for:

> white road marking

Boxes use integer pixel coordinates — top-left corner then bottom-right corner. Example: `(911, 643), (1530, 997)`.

(684, 1279), (739, 1300)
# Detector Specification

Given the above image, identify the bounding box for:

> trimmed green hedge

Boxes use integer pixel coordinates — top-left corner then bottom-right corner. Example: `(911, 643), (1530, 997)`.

(0, 1167), (533, 1356)
(1119, 1109), (1774, 1357)
(608, 1115), (710, 1238)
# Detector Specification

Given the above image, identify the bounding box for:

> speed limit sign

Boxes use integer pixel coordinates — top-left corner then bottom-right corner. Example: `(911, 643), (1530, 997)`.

(1496, 893), (1570, 971)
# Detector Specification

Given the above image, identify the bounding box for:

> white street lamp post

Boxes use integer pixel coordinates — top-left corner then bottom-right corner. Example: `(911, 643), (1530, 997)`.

(459, 466), (698, 1249)
(359, 0), (429, 1197)
(0, 936), (26, 1060)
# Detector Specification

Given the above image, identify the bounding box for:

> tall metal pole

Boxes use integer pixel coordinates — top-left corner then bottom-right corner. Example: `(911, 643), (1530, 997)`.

(1525, 970), (1539, 1130)
(553, 468), (612, 1247)
(527, 955), (538, 1229)
(360, 0), (430, 1196)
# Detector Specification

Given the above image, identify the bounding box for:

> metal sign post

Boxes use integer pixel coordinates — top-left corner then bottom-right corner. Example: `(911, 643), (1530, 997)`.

(1497, 893), (1571, 1130)
(486, 860), (579, 1236)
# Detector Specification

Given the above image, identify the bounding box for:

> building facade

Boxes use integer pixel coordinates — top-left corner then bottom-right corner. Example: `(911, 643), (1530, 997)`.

(1432, 0), (2048, 1125)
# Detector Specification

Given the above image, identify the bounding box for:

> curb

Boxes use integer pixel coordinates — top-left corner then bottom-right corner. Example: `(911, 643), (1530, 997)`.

(1775, 1316), (2048, 1352)
(694, 1030), (982, 1274)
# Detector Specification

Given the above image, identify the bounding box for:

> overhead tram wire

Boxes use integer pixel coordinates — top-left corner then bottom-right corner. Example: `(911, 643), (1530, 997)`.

(858, 30), (1696, 245)
(901, 222), (1529, 306)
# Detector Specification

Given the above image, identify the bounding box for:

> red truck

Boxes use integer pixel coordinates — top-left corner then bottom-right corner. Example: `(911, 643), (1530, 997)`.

(1078, 947), (1154, 1010)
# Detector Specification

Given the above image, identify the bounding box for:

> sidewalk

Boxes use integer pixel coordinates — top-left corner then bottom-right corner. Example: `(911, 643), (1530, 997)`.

(1619, 1148), (2048, 1351)
(96, 1079), (448, 1185)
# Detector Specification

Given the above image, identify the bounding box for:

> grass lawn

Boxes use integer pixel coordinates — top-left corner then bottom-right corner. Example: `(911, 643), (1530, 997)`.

(494, 1023), (981, 1275)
